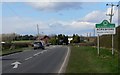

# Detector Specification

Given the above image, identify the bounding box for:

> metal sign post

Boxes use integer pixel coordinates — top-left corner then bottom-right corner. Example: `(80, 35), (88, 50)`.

(95, 20), (115, 55)
(97, 34), (100, 55)
(112, 34), (114, 55)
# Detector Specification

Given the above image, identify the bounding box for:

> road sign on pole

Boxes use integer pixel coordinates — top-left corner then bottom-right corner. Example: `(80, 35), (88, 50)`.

(95, 20), (116, 35)
(95, 20), (116, 55)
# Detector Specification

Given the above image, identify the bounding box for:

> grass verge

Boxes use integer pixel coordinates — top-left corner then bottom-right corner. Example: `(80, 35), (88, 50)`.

(66, 46), (119, 73)
(0, 47), (33, 56)
(12, 40), (33, 43)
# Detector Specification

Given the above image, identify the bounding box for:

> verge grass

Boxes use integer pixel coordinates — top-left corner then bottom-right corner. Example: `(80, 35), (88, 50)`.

(66, 46), (119, 73)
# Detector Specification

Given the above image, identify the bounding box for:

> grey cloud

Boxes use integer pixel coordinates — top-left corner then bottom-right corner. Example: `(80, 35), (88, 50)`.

(49, 22), (63, 28)
(28, 2), (82, 12)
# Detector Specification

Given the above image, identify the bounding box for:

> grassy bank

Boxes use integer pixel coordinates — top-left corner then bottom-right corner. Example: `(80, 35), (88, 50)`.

(66, 46), (119, 73)
(12, 40), (33, 43)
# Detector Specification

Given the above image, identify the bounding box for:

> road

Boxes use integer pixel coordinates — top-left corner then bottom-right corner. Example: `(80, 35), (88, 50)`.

(1, 46), (70, 75)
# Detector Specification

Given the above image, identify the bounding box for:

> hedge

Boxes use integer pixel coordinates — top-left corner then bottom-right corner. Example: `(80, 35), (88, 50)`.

(99, 26), (120, 51)
(2, 42), (33, 50)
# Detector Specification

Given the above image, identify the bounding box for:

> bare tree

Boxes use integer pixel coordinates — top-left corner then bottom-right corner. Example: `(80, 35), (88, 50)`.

(2, 33), (19, 43)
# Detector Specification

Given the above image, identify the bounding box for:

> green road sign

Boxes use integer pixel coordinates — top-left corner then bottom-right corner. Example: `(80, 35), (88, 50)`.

(96, 20), (115, 28)
(95, 20), (116, 34)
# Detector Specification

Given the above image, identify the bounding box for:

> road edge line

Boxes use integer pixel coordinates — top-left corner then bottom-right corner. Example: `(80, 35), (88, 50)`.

(58, 46), (71, 73)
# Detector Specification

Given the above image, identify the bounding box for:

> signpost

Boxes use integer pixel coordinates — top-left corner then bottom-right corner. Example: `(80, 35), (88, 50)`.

(95, 20), (116, 55)
(96, 20), (115, 35)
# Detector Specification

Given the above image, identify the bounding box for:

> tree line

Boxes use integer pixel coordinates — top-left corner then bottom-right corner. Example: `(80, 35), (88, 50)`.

(1, 33), (37, 43)
(49, 34), (68, 45)
(1, 33), (85, 44)
(49, 34), (82, 45)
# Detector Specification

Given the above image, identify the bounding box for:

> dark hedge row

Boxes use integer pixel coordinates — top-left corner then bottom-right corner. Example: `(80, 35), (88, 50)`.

(99, 26), (120, 51)
(2, 43), (33, 50)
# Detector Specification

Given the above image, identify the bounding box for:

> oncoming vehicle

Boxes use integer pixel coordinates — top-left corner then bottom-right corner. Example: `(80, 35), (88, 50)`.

(33, 41), (45, 50)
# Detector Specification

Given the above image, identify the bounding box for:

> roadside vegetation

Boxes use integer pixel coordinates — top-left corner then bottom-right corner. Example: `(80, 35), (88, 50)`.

(99, 26), (120, 51)
(66, 46), (119, 73)
(0, 33), (36, 56)
(48, 34), (68, 45)
(1, 42), (33, 56)
(12, 40), (33, 43)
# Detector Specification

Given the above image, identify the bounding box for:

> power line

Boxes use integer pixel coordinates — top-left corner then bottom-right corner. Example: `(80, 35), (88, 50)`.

(106, 3), (119, 23)
(4, 3), (37, 35)
(5, 3), (27, 24)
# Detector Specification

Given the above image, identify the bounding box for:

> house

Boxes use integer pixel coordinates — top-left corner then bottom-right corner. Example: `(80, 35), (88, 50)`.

(36, 35), (50, 45)
(68, 37), (73, 44)
(83, 36), (96, 43)
(41, 35), (50, 44)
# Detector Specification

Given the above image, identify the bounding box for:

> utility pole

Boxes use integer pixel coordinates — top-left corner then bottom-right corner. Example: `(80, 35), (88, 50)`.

(106, 3), (119, 55)
(89, 32), (91, 37)
(37, 24), (40, 41)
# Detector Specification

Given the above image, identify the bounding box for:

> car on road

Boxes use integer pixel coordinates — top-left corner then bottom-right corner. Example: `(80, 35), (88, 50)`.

(33, 41), (45, 50)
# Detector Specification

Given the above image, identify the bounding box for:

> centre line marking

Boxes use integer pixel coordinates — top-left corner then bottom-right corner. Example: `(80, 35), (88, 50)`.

(25, 56), (33, 60)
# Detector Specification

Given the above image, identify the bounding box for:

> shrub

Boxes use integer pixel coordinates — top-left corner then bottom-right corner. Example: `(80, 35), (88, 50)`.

(14, 43), (29, 49)
(2, 43), (12, 50)
(2, 42), (33, 50)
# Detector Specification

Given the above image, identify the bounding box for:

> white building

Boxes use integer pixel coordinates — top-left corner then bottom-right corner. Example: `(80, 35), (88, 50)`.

(68, 37), (73, 44)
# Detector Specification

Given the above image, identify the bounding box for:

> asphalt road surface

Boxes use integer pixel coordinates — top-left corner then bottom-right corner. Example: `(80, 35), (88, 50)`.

(1, 45), (70, 75)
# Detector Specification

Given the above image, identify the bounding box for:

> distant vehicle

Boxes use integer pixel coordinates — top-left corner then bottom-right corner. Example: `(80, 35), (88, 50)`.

(33, 41), (45, 50)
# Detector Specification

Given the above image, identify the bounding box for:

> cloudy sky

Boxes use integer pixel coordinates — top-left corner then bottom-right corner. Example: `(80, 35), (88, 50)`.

(1, 1), (119, 36)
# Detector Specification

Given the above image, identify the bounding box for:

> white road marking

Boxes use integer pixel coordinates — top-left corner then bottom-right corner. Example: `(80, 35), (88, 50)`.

(58, 47), (70, 73)
(11, 61), (21, 69)
(25, 56), (33, 60)
(43, 50), (47, 52)
(53, 46), (56, 48)
(33, 50), (48, 56)
(33, 51), (42, 56)
(40, 51), (43, 54)
(33, 54), (38, 56)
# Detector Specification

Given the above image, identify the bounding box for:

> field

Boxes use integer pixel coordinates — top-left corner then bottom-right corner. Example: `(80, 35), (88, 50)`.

(66, 46), (119, 73)
(12, 40), (33, 43)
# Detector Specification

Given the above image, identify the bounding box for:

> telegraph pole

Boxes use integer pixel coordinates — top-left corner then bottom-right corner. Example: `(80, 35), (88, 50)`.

(37, 24), (39, 36)
(106, 3), (119, 55)
(37, 24), (40, 40)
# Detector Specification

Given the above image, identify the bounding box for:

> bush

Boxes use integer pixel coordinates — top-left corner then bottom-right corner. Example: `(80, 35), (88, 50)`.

(2, 43), (12, 50)
(2, 42), (33, 50)
(14, 43), (29, 48)
(96, 26), (120, 51)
